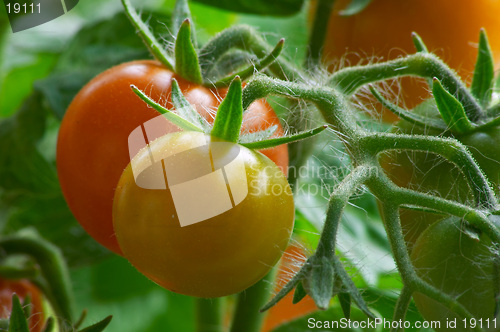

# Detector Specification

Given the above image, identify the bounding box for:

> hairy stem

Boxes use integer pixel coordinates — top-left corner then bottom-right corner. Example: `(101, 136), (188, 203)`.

(378, 202), (480, 330)
(328, 53), (483, 121)
(391, 286), (412, 332)
(361, 132), (498, 210)
(199, 25), (303, 82)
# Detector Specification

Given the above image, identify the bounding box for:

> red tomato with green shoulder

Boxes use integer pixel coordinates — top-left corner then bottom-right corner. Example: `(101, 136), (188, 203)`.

(56, 60), (288, 255)
(0, 279), (45, 332)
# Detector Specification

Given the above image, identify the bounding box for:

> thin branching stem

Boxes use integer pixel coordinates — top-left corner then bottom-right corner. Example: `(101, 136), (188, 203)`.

(328, 53), (484, 121)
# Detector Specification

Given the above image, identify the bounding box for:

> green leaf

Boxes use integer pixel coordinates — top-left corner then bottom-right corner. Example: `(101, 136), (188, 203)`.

(307, 256), (334, 310)
(411, 32), (429, 53)
(190, 0), (304, 16)
(241, 125), (327, 150)
(369, 85), (448, 131)
(432, 78), (475, 134)
(213, 39), (284, 87)
(471, 29), (495, 108)
(292, 281), (307, 304)
(211, 77), (243, 142)
(131, 85), (204, 132)
(172, 0), (197, 47)
(78, 316), (112, 332)
(339, 0), (373, 16)
(8, 295), (30, 332)
(121, 0), (174, 70)
(170, 79), (211, 131)
(175, 19), (203, 84)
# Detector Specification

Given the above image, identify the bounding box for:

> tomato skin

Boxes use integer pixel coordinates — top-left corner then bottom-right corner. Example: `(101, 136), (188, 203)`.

(0, 279), (44, 332)
(112, 131), (294, 298)
(411, 217), (497, 330)
(323, 0), (500, 121)
(56, 60), (288, 255)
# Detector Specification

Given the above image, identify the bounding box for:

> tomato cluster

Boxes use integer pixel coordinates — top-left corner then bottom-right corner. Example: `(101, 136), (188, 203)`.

(57, 60), (288, 255)
(57, 60), (293, 297)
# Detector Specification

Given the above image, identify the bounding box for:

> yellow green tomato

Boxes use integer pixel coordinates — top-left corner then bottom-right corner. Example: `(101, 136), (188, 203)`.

(112, 131), (294, 298)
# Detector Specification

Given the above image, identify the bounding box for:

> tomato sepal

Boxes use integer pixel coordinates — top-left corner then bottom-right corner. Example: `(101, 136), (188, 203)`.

(130, 85), (204, 132)
(172, 0), (197, 47)
(369, 86), (447, 131)
(8, 294), (30, 332)
(174, 19), (203, 85)
(471, 29), (495, 108)
(432, 78), (476, 134)
(211, 77), (244, 142)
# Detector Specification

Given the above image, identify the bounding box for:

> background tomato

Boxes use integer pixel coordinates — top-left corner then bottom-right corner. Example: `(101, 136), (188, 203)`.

(262, 244), (317, 332)
(0, 279), (44, 332)
(56, 60), (288, 255)
(411, 217), (497, 330)
(112, 131), (294, 298)
(380, 101), (500, 249)
(322, 0), (500, 121)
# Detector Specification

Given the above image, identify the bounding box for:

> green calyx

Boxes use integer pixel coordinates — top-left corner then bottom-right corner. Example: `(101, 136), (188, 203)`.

(121, 0), (288, 87)
(131, 77), (326, 147)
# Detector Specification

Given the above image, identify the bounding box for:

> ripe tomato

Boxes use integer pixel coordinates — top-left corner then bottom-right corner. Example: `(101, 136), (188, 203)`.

(262, 244), (317, 332)
(381, 102), (500, 249)
(0, 279), (44, 332)
(112, 131), (294, 298)
(322, 0), (500, 121)
(411, 217), (497, 329)
(57, 60), (288, 255)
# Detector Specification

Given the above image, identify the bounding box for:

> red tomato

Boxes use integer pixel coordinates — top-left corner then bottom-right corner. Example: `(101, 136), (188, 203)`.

(57, 60), (288, 255)
(322, 0), (500, 121)
(0, 279), (44, 332)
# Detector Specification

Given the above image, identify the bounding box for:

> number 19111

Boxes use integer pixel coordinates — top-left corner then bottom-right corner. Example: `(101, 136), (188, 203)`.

(6, 2), (41, 14)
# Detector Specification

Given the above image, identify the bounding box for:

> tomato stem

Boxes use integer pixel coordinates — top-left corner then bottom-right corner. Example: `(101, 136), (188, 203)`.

(328, 53), (485, 122)
(198, 26), (304, 83)
(306, 0), (336, 67)
(121, 0), (174, 70)
(229, 271), (274, 332)
(196, 298), (224, 332)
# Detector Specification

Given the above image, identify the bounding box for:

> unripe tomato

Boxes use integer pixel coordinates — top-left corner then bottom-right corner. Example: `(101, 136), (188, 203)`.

(411, 217), (497, 330)
(57, 60), (288, 255)
(381, 101), (500, 249)
(0, 279), (44, 332)
(112, 131), (294, 298)
(322, 0), (500, 121)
